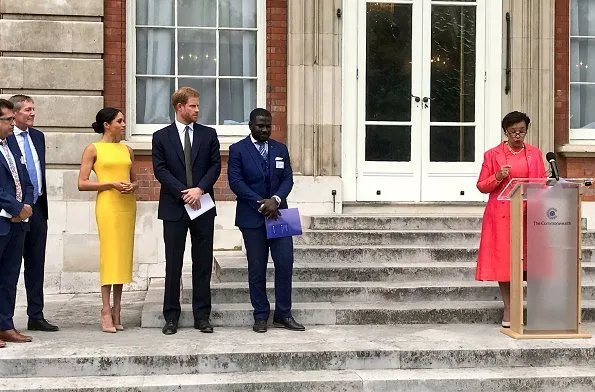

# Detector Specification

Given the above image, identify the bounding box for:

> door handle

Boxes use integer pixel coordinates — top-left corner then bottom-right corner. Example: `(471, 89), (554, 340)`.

(422, 96), (432, 108)
(411, 95), (421, 103)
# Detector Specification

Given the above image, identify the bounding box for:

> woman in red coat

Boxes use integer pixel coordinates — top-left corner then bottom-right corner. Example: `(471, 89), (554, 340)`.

(476, 111), (546, 327)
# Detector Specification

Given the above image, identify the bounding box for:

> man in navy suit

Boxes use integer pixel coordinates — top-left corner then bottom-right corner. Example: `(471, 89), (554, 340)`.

(152, 87), (221, 335)
(0, 99), (34, 347)
(8, 95), (58, 332)
(228, 108), (304, 333)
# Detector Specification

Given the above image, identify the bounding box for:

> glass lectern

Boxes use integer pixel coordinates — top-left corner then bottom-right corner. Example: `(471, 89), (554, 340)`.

(498, 178), (593, 339)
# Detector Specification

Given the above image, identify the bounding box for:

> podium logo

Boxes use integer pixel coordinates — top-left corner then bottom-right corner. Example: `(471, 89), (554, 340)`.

(546, 207), (558, 220)
(533, 207), (571, 226)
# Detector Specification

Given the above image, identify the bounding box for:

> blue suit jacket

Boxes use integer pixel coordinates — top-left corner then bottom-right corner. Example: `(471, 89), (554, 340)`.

(7, 127), (48, 219)
(152, 123), (221, 221)
(228, 136), (293, 229)
(0, 140), (34, 236)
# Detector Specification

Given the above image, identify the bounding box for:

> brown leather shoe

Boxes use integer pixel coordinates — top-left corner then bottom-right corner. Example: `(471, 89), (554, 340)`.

(0, 329), (32, 343)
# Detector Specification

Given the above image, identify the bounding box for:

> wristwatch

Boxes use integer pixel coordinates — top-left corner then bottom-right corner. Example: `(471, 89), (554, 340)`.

(272, 195), (281, 206)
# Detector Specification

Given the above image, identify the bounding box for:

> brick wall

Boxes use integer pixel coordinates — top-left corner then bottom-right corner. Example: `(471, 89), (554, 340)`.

(553, 0), (595, 200)
(133, 154), (235, 202)
(266, 0), (288, 143)
(104, 0), (289, 202)
(554, 0), (569, 177)
(103, 0), (126, 110)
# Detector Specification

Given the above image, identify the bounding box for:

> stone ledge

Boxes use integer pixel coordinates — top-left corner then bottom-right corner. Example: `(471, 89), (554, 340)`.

(558, 144), (595, 157)
(0, 0), (103, 16)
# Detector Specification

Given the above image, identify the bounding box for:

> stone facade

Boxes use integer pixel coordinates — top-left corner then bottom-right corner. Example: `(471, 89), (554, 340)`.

(1, 0), (591, 294)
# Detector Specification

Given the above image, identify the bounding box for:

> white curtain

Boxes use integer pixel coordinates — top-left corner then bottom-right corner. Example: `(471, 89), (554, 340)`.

(137, 0), (257, 126)
(570, 0), (595, 129)
(137, 0), (174, 124)
(219, 0), (257, 125)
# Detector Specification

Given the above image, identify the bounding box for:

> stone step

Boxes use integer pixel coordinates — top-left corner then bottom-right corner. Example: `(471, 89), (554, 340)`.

(309, 215), (483, 231)
(3, 324), (595, 378)
(215, 259), (595, 283)
(0, 371), (362, 392)
(140, 300), (595, 328)
(5, 367), (595, 392)
(170, 280), (507, 303)
(309, 215), (589, 231)
(293, 245), (595, 264)
(296, 229), (595, 246)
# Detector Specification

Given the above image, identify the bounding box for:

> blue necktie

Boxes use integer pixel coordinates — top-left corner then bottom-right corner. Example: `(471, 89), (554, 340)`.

(258, 142), (269, 171)
(21, 131), (39, 203)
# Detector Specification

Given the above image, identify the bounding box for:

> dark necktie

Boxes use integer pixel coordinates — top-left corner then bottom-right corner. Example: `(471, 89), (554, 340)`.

(184, 126), (193, 187)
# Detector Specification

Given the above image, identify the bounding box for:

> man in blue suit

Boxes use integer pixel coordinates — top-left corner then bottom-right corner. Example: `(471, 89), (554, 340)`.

(8, 95), (58, 332)
(0, 99), (34, 346)
(152, 87), (221, 335)
(228, 108), (304, 333)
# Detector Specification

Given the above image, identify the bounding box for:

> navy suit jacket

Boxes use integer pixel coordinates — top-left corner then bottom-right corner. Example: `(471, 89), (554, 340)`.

(152, 123), (221, 221)
(0, 140), (34, 236)
(228, 136), (293, 229)
(7, 127), (48, 219)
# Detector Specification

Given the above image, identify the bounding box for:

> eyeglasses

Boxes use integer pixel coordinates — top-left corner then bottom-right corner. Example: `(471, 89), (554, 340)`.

(0, 117), (15, 122)
(506, 128), (526, 135)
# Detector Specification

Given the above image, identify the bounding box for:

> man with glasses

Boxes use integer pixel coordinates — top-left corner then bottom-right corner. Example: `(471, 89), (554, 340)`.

(7, 95), (58, 332)
(0, 99), (34, 347)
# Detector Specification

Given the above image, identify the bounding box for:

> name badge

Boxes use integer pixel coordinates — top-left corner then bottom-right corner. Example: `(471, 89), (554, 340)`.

(275, 156), (284, 169)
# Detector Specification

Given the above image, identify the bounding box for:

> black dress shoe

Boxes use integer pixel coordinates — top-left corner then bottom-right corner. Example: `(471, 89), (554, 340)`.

(253, 319), (268, 333)
(194, 319), (213, 333)
(28, 319), (59, 332)
(162, 320), (178, 335)
(272, 316), (305, 331)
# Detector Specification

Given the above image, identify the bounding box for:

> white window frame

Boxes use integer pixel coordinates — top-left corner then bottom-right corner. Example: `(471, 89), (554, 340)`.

(569, 0), (595, 143)
(125, 0), (266, 143)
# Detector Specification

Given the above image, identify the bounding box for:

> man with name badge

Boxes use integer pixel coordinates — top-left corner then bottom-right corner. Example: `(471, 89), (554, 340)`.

(228, 108), (304, 333)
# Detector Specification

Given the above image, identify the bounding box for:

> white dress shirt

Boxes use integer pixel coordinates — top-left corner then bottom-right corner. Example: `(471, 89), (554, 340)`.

(175, 120), (193, 148)
(13, 126), (43, 196)
(250, 134), (268, 156)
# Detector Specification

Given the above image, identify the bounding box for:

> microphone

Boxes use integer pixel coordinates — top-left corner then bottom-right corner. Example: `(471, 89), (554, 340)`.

(546, 152), (560, 181)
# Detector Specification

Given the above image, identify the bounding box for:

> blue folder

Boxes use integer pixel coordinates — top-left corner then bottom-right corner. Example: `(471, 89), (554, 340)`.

(265, 208), (303, 239)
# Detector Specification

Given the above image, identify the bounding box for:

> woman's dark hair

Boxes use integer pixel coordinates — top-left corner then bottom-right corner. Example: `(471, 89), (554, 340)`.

(92, 107), (121, 134)
(501, 111), (530, 131)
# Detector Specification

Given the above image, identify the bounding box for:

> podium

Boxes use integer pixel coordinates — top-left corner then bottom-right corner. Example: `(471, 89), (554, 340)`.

(498, 178), (593, 339)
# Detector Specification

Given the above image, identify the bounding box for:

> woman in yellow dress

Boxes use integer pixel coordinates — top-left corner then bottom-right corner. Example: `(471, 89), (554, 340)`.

(77, 108), (137, 333)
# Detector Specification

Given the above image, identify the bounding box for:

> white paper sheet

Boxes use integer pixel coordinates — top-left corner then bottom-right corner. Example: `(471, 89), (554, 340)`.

(184, 193), (215, 220)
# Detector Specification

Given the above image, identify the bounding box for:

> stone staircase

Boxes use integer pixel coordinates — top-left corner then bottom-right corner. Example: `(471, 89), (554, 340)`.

(6, 214), (595, 391)
(141, 215), (595, 327)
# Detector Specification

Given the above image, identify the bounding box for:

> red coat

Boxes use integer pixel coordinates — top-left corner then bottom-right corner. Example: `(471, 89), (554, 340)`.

(475, 142), (546, 281)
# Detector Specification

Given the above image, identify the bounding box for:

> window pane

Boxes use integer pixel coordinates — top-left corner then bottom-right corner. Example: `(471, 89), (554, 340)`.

(136, 77), (175, 124)
(365, 3), (413, 122)
(571, 0), (595, 36)
(136, 28), (175, 75)
(219, 0), (257, 28)
(178, 78), (216, 125)
(220, 79), (256, 124)
(365, 125), (411, 162)
(570, 39), (595, 82)
(178, 0), (216, 27)
(430, 6), (476, 122)
(136, 0), (173, 26)
(430, 126), (475, 162)
(219, 31), (257, 77)
(570, 84), (595, 129)
(178, 30), (217, 76)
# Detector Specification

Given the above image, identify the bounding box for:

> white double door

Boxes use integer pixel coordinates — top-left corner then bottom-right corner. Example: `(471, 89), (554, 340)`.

(356, 0), (487, 202)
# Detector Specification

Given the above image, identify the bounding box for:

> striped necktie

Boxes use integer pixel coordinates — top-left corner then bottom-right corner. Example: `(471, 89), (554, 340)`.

(0, 140), (22, 202)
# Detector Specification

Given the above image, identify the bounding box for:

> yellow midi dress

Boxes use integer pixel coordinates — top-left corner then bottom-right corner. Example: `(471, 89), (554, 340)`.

(93, 142), (136, 286)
